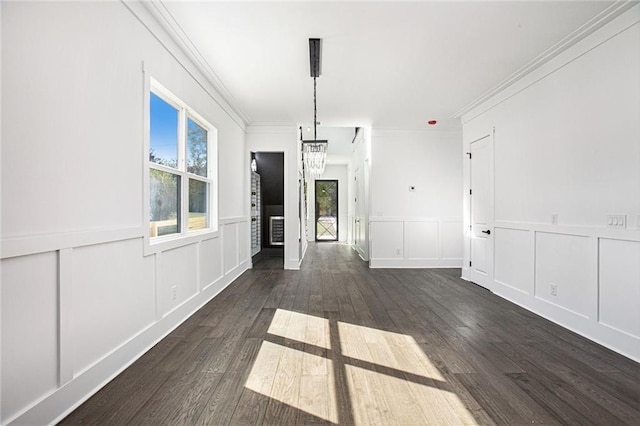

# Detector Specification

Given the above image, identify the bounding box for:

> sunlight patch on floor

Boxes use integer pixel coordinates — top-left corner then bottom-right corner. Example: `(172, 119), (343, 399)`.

(337, 321), (444, 380)
(267, 308), (331, 349)
(246, 309), (477, 425)
(245, 340), (338, 423)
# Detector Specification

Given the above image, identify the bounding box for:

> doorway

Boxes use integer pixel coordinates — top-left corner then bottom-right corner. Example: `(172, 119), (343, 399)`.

(251, 152), (285, 268)
(469, 135), (494, 290)
(315, 180), (338, 241)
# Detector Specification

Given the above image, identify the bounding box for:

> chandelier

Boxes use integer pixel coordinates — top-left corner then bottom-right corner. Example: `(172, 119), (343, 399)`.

(303, 38), (327, 179)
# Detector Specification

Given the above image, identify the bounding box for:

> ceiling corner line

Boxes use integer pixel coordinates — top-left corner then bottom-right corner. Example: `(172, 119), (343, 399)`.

(452, 0), (634, 121)
(140, 0), (252, 127)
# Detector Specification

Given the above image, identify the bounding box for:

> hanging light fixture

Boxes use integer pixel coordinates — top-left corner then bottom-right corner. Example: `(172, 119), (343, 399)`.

(303, 38), (327, 179)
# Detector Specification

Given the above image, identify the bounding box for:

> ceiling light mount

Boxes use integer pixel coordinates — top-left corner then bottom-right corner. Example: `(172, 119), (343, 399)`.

(309, 38), (321, 78)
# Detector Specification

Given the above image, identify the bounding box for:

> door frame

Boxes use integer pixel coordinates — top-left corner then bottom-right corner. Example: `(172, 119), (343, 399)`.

(469, 133), (495, 291)
(314, 179), (339, 242)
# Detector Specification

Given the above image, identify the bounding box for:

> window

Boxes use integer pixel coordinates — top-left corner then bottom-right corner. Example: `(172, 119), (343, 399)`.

(148, 79), (216, 241)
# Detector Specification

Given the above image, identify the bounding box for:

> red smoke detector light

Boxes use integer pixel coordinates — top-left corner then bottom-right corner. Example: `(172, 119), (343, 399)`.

(428, 120), (437, 126)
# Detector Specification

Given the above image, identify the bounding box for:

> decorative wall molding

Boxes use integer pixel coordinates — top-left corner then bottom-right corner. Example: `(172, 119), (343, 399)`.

(486, 221), (640, 362)
(1, 226), (144, 260)
(3, 221), (251, 424)
(369, 217), (463, 269)
(133, 0), (251, 126)
(9, 258), (250, 426)
(454, 0), (638, 119)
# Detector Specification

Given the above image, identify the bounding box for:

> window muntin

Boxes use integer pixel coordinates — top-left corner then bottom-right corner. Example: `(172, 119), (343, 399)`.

(148, 81), (215, 241)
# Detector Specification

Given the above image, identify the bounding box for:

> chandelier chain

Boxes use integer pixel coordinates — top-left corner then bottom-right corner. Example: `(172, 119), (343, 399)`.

(313, 76), (317, 140)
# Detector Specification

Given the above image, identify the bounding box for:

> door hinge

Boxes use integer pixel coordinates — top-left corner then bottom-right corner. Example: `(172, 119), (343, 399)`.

(466, 152), (472, 159)
(469, 261), (472, 267)
(469, 189), (472, 195)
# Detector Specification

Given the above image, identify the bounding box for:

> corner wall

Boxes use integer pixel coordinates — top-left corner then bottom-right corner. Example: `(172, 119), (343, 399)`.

(1, 2), (250, 424)
(369, 129), (463, 268)
(462, 5), (640, 361)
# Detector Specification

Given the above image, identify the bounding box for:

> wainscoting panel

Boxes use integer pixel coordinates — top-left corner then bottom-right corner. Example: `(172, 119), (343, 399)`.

(200, 236), (223, 290)
(370, 218), (463, 268)
(494, 227), (533, 295)
(1, 252), (59, 421)
(599, 238), (640, 338)
(441, 220), (464, 260)
(473, 220), (640, 361)
(159, 243), (199, 317)
(72, 239), (155, 374)
(1, 217), (251, 425)
(223, 222), (239, 274)
(370, 221), (404, 260)
(405, 221), (438, 260)
(534, 232), (593, 318)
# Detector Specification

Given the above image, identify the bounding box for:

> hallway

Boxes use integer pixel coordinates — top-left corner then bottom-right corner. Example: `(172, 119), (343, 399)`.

(61, 243), (639, 425)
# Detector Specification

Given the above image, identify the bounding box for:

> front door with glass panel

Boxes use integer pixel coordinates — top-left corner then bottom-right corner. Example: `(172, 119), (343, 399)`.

(315, 180), (338, 241)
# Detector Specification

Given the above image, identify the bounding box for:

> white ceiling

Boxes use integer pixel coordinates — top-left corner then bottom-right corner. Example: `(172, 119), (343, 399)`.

(158, 1), (616, 130)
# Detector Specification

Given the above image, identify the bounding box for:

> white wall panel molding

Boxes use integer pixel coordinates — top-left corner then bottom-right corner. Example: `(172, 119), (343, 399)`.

(598, 239), (640, 339)
(493, 227), (533, 296)
(222, 221), (240, 275)
(57, 248), (74, 387)
(495, 221), (640, 242)
(1, 253), (59, 425)
(492, 280), (640, 362)
(220, 216), (249, 225)
(7, 258), (249, 426)
(369, 217), (463, 269)
(487, 223), (640, 361)
(2, 223), (249, 424)
(1, 226), (144, 260)
(370, 259), (463, 269)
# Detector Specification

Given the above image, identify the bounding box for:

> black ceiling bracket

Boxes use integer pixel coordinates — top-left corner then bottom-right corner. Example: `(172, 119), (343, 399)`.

(309, 38), (321, 78)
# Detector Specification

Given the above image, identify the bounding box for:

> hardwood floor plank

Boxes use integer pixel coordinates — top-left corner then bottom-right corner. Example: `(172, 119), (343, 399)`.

(195, 338), (263, 425)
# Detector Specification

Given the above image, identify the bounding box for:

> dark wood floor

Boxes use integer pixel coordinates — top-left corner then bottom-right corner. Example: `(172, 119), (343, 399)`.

(61, 243), (639, 425)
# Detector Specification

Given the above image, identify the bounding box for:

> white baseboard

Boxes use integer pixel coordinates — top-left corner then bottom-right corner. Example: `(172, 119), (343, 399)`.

(369, 258), (462, 268)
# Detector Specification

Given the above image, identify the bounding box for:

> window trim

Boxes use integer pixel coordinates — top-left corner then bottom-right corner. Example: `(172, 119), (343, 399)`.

(143, 74), (219, 255)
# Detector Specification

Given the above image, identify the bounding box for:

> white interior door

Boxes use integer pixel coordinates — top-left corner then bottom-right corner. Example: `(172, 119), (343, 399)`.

(470, 135), (494, 290)
(354, 168), (365, 258)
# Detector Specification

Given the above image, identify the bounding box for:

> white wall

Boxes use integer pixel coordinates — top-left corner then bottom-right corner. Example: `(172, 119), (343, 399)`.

(350, 128), (371, 260)
(369, 129), (463, 268)
(306, 164), (349, 242)
(246, 125), (303, 270)
(1, 2), (250, 424)
(462, 5), (640, 361)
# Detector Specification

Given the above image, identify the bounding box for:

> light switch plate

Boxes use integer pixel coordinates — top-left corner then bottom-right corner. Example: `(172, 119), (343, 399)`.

(606, 214), (626, 228)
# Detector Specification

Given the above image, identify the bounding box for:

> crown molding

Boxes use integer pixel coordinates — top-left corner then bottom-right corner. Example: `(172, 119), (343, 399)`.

(141, 0), (252, 125)
(453, 0), (638, 119)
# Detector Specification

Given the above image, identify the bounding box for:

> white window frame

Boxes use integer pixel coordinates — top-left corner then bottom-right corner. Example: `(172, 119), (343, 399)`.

(144, 76), (219, 255)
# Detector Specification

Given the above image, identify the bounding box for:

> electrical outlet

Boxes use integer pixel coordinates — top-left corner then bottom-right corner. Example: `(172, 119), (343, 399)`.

(606, 215), (626, 228)
(551, 214), (558, 225)
(171, 285), (177, 301)
(550, 283), (557, 297)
